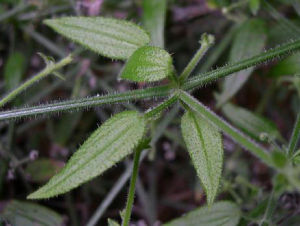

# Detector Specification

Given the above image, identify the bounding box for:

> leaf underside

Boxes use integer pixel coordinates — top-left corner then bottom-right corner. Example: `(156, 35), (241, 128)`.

(120, 46), (172, 82)
(164, 201), (241, 226)
(181, 110), (223, 205)
(44, 17), (150, 60)
(28, 111), (146, 199)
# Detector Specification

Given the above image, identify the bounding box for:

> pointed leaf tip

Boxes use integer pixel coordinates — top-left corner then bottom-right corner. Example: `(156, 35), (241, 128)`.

(120, 46), (173, 82)
(181, 110), (223, 205)
(44, 17), (150, 60)
(28, 111), (146, 199)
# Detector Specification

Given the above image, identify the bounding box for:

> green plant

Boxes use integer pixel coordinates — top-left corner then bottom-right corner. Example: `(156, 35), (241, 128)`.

(1, 12), (300, 226)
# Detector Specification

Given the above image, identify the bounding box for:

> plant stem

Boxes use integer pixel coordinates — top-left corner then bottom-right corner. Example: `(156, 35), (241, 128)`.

(0, 85), (171, 120)
(122, 144), (143, 226)
(179, 90), (274, 167)
(144, 94), (178, 119)
(179, 33), (215, 83)
(200, 25), (237, 73)
(0, 54), (73, 108)
(1, 38), (300, 121)
(86, 163), (133, 226)
(182, 39), (300, 91)
(288, 110), (300, 157)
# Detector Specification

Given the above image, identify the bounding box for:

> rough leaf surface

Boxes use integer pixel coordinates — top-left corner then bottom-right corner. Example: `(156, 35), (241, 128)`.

(28, 111), (146, 199)
(164, 201), (241, 226)
(44, 17), (150, 60)
(181, 110), (223, 205)
(120, 46), (172, 82)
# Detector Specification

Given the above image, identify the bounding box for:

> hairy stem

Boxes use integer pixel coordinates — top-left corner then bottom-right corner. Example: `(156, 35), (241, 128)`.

(0, 85), (171, 121)
(144, 94), (178, 119)
(1, 39), (300, 121)
(122, 143), (144, 226)
(179, 90), (274, 167)
(0, 54), (73, 108)
(179, 33), (215, 82)
(182, 39), (300, 91)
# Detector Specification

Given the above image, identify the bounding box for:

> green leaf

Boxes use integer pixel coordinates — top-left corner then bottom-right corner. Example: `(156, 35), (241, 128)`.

(221, 102), (283, 141)
(181, 110), (223, 205)
(120, 46), (173, 82)
(142, 0), (167, 47)
(25, 158), (64, 183)
(163, 201), (241, 226)
(1, 200), (63, 226)
(4, 52), (25, 91)
(179, 91), (274, 167)
(218, 19), (267, 107)
(269, 52), (300, 77)
(108, 219), (120, 226)
(28, 111), (146, 199)
(249, 0), (260, 15)
(271, 151), (287, 168)
(44, 17), (150, 60)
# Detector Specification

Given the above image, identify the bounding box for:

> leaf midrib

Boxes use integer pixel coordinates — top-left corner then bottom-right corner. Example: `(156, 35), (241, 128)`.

(190, 112), (214, 193)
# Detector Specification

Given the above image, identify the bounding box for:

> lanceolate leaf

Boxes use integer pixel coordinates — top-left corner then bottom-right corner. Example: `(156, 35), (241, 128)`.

(221, 102), (283, 141)
(164, 201), (241, 226)
(179, 91), (274, 167)
(1, 200), (63, 226)
(44, 17), (150, 60)
(142, 0), (167, 48)
(4, 52), (26, 91)
(120, 46), (173, 82)
(218, 19), (267, 106)
(181, 110), (223, 205)
(28, 111), (146, 199)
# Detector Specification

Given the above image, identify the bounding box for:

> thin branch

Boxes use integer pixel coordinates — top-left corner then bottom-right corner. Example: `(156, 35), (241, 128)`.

(1, 39), (300, 121)
(0, 55), (73, 108)
(179, 33), (215, 82)
(182, 39), (300, 91)
(0, 85), (171, 121)
(122, 144), (144, 226)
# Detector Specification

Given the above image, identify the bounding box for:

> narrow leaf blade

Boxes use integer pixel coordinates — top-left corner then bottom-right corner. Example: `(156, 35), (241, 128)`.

(181, 110), (223, 205)
(142, 0), (167, 47)
(120, 46), (173, 82)
(1, 200), (63, 226)
(44, 17), (150, 60)
(221, 102), (283, 141)
(179, 91), (273, 167)
(164, 201), (241, 226)
(4, 52), (25, 91)
(218, 19), (267, 106)
(28, 111), (146, 199)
